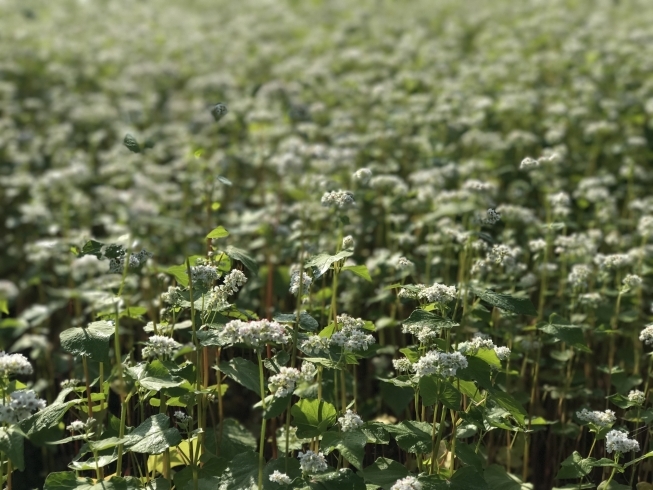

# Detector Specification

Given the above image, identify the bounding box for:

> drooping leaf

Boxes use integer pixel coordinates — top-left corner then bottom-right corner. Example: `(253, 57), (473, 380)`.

(539, 314), (591, 353)
(384, 421), (433, 454)
(20, 400), (79, 445)
(224, 246), (258, 274)
(220, 450), (259, 490)
(44, 472), (143, 489)
(217, 357), (261, 395)
(483, 465), (522, 490)
(305, 251), (353, 278)
(123, 133), (141, 153)
(290, 399), (337, 438)
(124, 414), (182, 454)
(320, 430), (367, 470)
(361, 457), (409, 490)
(0, 426), (24, 471)
(341, 265), (372, 282)
(126, 361), (184, 391)
(379, 378), (415, 415)
(419, 376), (461, 410)
(60, 321), (114, 363)
(488, 389), (527, 426)
(403, 309), (458, 334)
(472, 288), (537, 316)
(309, 468), (366, 490)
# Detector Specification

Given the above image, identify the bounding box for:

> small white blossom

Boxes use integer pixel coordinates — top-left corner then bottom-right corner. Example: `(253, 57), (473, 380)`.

(391, 476), (422, 490)
(576, 408), (616, 427)
(396, 257), (414, 270)
(628, 390), (646, 406)
(393, 358), (413, 373)
(568, 264), (592, 290)
(299, 335), (330, 354)
(60, 379), (81, 389)
(494, 346), (511, 360)
(519, 157), (540, 170)
(300, 362), (317, 382)
(268, 367), (302, 398)
(342, 235), (355, 250)
(0, 352), (33, 377)
(0, 390), (47, 424)
(289, 271), (312, 296)
(418, 283), (457, 304)
(297, 450), (328, 474)
(640, 325), (653, 346)
(457, 336), (495, 355)
(174, 411), (191, 423)
(190, 264), (220, 287)
(142, 335), (182, 359)
(352, 168), (372, 185)
(220, 319), (291, 348)
(109, 249), (152, 274)
(605, 429), (640, 454)
(338, 410), (364, 432)
(622, 274), (643, 290)
(413, 350), (468, 378)
(269, 470), (293, 485)
(66, 420), (86, 432)
(321, 190), (356, 210)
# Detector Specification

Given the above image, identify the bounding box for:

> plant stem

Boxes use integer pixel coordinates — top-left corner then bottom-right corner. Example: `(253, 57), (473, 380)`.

(257, 351), (267, 490)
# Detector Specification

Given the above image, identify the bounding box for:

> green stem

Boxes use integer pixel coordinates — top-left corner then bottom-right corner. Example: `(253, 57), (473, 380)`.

(257, 351), (268, 490)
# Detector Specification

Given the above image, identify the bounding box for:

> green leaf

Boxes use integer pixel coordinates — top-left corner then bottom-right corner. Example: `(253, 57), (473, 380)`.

(403, 309), (458, 334)
(489, 389), (527, 426)
(60, 321), (114, 363)
(123, 133), (141, 153)
(455, 443), (484, 473)
(126, 361), (184, 391)
(20, 400), (79, 445)
(606, 393), (639, 409)
(309, 468), (366, 490)
(207, 226), (230, 239)
(449, 466), (489, 490)
(320, 430), (367, 470)
(539, 314), (591, 353)
(342, 265), (372, 282)
(0, 426), (24, 471)
(305, 251), (353, 278)
(385, 421), (433, 454)
(0, 298), (8, 315)
(359, 422), (390, 445)
(623, 449), (653, 468)
(472, 288), (537, 316)
(379, 378), (414, 415)
(225, 246), (258, 274)
(361, 457), (409, 490)
(597, 481), (631, 490)
(253, 393), (292, 419)
(165, 264), (189, 287)
(274, 311), (319, 331)
(44, 472), (143, 489)
(555, 451), (594, 479)
(221, 450), (259, 490)
(217, 358), (261, 394)
(458, 357), (494, 390)
(484, 465), (522, 490)
(291, 399), (337, 438)
(124, 414), (182, 454)
(264, 457), (302, 489)
(419, 377), (461, 410)
(204, 419), (257, 462)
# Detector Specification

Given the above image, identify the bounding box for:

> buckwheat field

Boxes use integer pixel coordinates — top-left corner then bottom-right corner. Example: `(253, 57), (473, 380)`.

(2, 0), (653, 489)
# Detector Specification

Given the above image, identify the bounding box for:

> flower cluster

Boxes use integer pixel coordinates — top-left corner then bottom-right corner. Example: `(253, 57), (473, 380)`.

(67, 418), (95, 433)
(289, 270), (312, 296)
(628, 390), (646, 406)
(268, 367), (302, 398)
(330, 314), (375, 352)
(142, 335), (182, 359)
(605, 429), (640, 454)
(321, 190), (356, 210)
(0, 352), (34, 377)
(108, 249), (152, 274)
(206, 269), (248, 310)
(418, 283), (457, 304)
(338, 410), (364, 432)
(640, 324), (653, 346)
(269, 471), (293, 485)
(297, 450), (328, 474)
(413, 350), (468, 378)
(390, 476), (422, 490)
(190, 264), (220, 287)
(220, 319), (290, 348)
(576, 408), (616, 427)
(0, 390), (47, 424)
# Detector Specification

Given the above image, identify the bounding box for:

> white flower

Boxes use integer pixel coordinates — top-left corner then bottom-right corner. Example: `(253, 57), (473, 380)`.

(519, 157), (540, 170)
(481, 208), (501, 225)
(174, 411), (191, 423)
(640, 325), (653, 346)
(321, 190), (356, 210)
(393, 358), (413, 373)
(190, 264), (220, 287)
(0, 352), (33, 377)
(418, 283), (457, 304)
(300, 362), (317, 382)
(269, 470), (293, 485)
(413, 350), (467, 378)
(206, 270), (248, 310)
(220, 319), (291, 348)
(330, 315), (374, 352)
(457, 336), (495, 355)
(289, 271), (312, 296)
(391, 476), (422, 490)
(297, 450), (328, 473)
(0, 390), (47, 424)
(338, 410), (364, 432)
(606, 429), (640, 454)
(66, 420), (86, 432)
(268, 367), (302, 398)
(142, 335), (182, 359)
(494, 346), (511, 360)
(576, 408), (616, 427)
(628, 390), (646, 406)
(568, 264), (592, 290)
(60, 379), (81, 389)
(342, 235), (355, 250)
(352, 168), (372, 185)
(299, 335), (330, 354)
(396, 257), (414, 270)
(622, 274), (643, 290)
(108, 249), (152, 274)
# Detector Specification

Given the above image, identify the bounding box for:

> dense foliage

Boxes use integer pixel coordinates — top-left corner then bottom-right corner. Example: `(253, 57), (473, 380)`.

(2, 0), (653, 488)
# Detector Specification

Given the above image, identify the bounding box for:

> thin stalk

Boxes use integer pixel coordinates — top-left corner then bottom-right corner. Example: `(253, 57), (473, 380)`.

(257, 351), (268, 490)
(82, 356), (93, 419)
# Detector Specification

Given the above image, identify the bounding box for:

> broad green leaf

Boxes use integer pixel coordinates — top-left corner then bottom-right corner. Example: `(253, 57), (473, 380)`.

(124, 414), (182, 454)
(623, 450), (653, 468)
(217, 357), (261, 394)
(264, 457), (302, 488)
(253, 393), (292, 419)
(0, 298), (8, 315)
(472, 288), (537, 316)
(273, 311), (319, 331)
(291, 399), (337, 438)
(484, 465), (522, 490)
(419, 377), (461, 410)
(555, 451), (593, 479)
(539, 314), (591, 353)
(172, 456), (227, 490)
(320, 430), (367, 470)
(403, 309), (457, 334)
(597, 482), (631, 490)
(44, 472), (143, 489)
(473, 348), (501, 369)
(207, 226), (229, 239)
(449, 466), (489, 490)
(221, 450), (259, 490)
(166, 264), (189, 287)
(606, 393), (639, 409)
(20, 400), (79, 445)
(225, 246), (258, 274)
(342, 265), (372, 282)
(0, 426), (24, 471)
(379, 378), (414, 415)
(359, 422), (390, 445)
(361, 457), (409, 490)
(126, 361), (184, 391)
(489, 389), (527, 426)
(305, 251), (353, 278)
(60, 321), (114, 363)
(385, 421), (433, 453)
(455, 442), (484, 472)
(458, 357), (494, 390)
(309, 468), (366, 490)
(204, 419), (257, 461)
